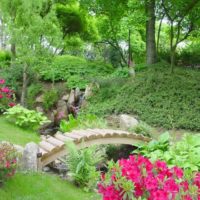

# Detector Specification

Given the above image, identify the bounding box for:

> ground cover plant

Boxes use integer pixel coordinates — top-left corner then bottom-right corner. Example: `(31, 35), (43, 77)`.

(85, 63), (200, 131)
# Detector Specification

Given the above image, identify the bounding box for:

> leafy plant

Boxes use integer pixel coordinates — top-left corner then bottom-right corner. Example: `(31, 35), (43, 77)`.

(4, 105), (50, 130)
(130, 122), (152, 137)
(66, 142), (104, 191)
(0, 142), (18, 186)
(27, 83), (43, 109)
(0, 51), (11, 68)
(60, 115), (79, 133)
(60, 114), (106, 133)
(134, 133), (200, 172)
(42, 89), (58, 111)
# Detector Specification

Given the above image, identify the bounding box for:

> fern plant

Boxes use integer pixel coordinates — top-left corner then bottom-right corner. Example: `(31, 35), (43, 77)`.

(65, 142), (105, 191)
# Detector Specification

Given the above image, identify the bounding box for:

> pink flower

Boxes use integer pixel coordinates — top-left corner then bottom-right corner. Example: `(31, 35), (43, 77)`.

(180, 181), (189, 192)
(8, 102), (15, 107)
(149, 189), (168, 200)
(0, 79), (5, 84)
(1, 87), (10, 93)
(164, 178), (179, 194)
(0, 94), (3, 99)
(144, 175), (159, 190)
(172, 166), (184, 179)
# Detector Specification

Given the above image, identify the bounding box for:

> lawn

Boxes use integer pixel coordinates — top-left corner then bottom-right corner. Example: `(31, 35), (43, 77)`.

(0, 173), (100, 200)
(0, 116), (40, 146)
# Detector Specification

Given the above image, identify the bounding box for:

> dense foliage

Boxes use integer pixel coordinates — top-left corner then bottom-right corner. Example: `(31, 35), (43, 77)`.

(39, 55), (114, 89)
(0, 143), (18, 186)
(98, 155), (200, 200)
(85, 63), (200, 130)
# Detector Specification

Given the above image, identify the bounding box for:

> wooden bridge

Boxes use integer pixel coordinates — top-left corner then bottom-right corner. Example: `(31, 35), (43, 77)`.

(37, 129), (150, 170)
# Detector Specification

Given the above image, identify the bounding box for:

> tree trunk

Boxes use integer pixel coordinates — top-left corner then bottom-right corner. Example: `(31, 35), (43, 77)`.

(11, 43), (16, 58)
(170, 22), (175, 73)
(146, 0), (157, 64)
(157, 13), (165, 56)
(170, 48), (176, 73)
(21, 64), (28, 107)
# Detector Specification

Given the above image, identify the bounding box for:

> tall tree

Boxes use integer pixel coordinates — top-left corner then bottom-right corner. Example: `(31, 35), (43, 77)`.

(0, 0), (63, 106)
(161, 0), (200, 72)
(145, 0), (157, 64)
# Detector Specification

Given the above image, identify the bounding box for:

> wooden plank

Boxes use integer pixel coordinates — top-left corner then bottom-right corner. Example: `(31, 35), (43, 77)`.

(54, 133), (74, 142)
(46, 136), (65, 148)
(40, 148), (67, 167)
(39, 141), (58, 152)
(39, 148), (48, 156)
(64, 133), (83, 141)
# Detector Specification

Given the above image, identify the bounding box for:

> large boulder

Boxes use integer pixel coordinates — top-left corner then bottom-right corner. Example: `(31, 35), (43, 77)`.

(75, 87), (81, 102)
(68, 89), (75, 105)
(119, 114), (139, 130)
(21, 142), (39, 171)
(62, 94), (69, 101)
(57, 100), (68, 119)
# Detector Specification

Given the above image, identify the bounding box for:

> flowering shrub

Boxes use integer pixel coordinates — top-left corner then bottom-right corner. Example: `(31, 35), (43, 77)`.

(98, 155), (200, 200)
(0, 142), (18, 186)
(0, 79), (15, 113)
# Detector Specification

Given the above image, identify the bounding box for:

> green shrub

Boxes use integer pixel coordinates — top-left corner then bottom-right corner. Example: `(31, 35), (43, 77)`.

(66, 142), (104, 191)
(4, 105), (50, 130)
(84, 63), (200, 130)
(130, 122), (152, 137)
(0, 51), (11, 68)
(27, 84), (43, 109)
(134, 133), (200, 172)
(42, 89), (58, 111)
(60, 114), (107, 133)
(39, 55), (114, 89)
(0, 142), (18, 186)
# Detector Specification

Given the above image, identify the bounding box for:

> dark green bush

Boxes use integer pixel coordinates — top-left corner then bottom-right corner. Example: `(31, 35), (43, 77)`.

(39, 55), (114, 89)
(178, 42), (200, 67)
(84, 63), (200, 131)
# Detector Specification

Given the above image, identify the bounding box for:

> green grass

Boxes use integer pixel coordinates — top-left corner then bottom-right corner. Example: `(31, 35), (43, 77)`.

(0, 173), (100, 200)
(84, 63), (200, 131)
(0, 116), (40, 146)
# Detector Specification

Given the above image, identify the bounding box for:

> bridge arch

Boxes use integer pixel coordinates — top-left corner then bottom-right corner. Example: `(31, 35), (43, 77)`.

(38, 129), (150, 169)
